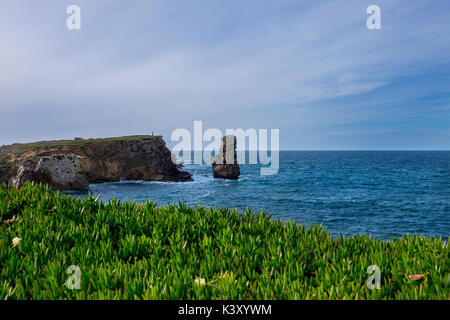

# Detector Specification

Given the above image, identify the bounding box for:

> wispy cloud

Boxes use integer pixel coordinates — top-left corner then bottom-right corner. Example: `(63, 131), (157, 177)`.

(0, 0), (449, 149)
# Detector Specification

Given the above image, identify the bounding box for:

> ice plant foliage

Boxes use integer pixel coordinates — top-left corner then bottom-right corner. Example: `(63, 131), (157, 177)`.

(0, 183), (448, 300)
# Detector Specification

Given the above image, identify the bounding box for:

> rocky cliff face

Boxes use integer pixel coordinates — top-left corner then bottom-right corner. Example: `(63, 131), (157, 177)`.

(0, 136), (192, 190)
(211, 135), (240, 180)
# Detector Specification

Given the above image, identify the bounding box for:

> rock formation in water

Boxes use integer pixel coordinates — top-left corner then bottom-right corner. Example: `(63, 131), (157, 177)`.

(0, 135), (192, 190)
(211, 135), (240, 180)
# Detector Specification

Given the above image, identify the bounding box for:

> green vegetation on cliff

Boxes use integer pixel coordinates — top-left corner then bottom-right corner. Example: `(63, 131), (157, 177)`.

(0, 183), (448, 300)
(0, 135), (160, 157)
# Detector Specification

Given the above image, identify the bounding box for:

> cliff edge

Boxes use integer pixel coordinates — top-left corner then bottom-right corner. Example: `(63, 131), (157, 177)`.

(0, 135), (192, 190)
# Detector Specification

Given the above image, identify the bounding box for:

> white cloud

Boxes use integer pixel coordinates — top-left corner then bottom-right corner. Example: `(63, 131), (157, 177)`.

(0, 0), (449, 148)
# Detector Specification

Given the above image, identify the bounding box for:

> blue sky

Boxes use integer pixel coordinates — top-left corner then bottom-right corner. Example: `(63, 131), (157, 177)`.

(1, 0), (449, 149)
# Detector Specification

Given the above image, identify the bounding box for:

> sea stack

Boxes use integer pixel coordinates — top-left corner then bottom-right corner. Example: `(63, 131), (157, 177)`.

(211, 135), (240, 180)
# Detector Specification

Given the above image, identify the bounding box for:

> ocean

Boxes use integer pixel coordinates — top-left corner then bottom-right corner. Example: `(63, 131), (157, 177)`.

(67, 151), (450, 240)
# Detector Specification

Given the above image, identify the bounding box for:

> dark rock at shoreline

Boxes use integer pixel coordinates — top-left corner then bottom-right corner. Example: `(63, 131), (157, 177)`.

(211, 135), (240, 180)
(0, 135), (192, 191)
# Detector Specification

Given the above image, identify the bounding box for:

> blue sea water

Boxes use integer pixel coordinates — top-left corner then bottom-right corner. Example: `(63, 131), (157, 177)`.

(68, 151), (450, 240)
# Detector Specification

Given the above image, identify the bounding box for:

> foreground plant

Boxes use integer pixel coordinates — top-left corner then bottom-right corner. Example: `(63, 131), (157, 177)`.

(0, 183), (448, 300)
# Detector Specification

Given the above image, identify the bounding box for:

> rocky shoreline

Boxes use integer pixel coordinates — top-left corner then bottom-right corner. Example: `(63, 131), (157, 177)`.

(0, 135), (192, 190)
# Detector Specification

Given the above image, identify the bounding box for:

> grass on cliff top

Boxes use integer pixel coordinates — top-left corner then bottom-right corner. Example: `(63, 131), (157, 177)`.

(0, 135), (161, 159)
(0, 182), (448, 300)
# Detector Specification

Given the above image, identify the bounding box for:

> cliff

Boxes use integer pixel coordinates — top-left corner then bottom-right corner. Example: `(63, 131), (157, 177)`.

(0, 135), (192, 190)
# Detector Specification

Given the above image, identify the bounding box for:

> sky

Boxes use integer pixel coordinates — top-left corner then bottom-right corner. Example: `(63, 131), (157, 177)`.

(1, 0), (449, 150)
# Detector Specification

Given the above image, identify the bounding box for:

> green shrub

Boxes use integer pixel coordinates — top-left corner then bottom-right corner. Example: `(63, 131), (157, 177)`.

(0, 183), (448, 300)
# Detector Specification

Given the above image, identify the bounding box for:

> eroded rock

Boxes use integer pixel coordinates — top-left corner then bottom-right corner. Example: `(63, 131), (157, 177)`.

(211, 135), (240, 180)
